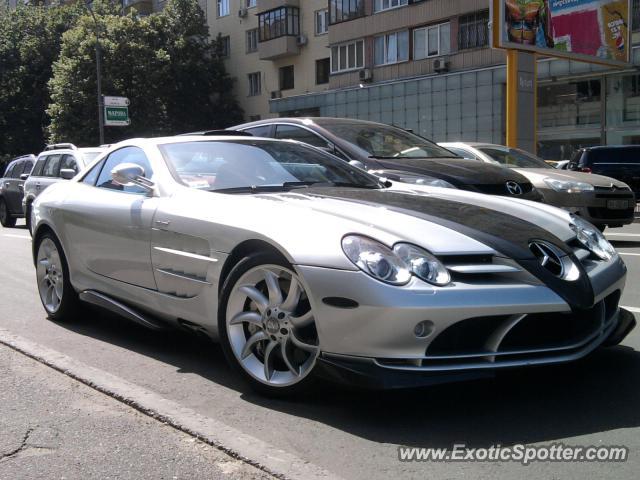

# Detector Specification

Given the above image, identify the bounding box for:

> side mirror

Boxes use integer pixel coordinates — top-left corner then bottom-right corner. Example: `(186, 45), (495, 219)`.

(60, 169), (76, 180)
(348, 160), (366, 170)
(19, 173), (30, 181)
(111, 163), (155, 192)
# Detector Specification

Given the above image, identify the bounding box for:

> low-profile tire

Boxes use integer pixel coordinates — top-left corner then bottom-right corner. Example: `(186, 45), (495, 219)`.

(0, 198), (16, 228)
(218, 251), (320, 397)
(35, 232), (80, 321)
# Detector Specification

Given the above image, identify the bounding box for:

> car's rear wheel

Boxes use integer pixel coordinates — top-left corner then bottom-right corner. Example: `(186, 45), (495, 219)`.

(0, 199), (16, 228)
(35, 232), (79, 321)
(218, 252), (320, 396)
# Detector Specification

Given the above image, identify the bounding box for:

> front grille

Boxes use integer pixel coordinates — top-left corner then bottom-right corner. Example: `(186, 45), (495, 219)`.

(588, 206), (635, 220)
(472, 182), (533, 196)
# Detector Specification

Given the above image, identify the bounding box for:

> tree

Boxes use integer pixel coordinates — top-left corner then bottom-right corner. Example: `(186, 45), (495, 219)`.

(47, 0), (243, 145)
(0, 3), (82, 162)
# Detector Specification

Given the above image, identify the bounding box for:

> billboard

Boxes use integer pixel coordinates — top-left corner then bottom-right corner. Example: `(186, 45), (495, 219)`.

(494, 0), (631, 66)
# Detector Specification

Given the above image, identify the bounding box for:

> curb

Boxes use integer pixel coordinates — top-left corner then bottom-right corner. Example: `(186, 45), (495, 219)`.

(0, 328), (342, 480)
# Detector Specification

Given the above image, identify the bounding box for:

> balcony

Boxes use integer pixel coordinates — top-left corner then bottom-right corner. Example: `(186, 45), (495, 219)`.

(257, 0), (299, 14)
(259, 35), (299, 60)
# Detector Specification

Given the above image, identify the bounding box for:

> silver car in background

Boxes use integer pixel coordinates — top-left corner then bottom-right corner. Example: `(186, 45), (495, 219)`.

(441, 142), (635, 231)
(0, 154), (35, 228)
(23, 143), (105, 232)
(31, 136), (634, 396)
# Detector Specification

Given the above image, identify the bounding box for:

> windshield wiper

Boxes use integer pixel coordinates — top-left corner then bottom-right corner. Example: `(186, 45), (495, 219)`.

(213, 181), (380, 194)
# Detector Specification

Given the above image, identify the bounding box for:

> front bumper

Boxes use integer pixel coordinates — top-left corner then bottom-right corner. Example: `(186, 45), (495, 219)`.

(297, 257), (629, 387)
(539, 188), (635, 227)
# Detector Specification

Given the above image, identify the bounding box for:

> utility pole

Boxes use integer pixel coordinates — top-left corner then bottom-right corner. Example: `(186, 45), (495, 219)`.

(86, 1), (105, 145)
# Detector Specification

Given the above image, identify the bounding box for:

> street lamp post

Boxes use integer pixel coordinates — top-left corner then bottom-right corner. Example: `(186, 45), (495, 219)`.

(86, 2), (105, 145)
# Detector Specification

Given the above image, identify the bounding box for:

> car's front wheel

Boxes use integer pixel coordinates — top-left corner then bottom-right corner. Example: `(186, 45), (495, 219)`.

(35, 232), (79, 321)
(218, 252), (320, 396)
(0, 198), (16, 228)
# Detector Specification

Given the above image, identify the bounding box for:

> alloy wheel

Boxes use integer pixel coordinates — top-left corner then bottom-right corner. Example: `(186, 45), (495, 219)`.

(36, 238), (64, 313)
(226, 264), (319, 387)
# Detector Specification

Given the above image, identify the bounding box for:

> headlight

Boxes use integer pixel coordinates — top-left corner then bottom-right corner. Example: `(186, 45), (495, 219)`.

(394, 243), (451, 286)
(570, 215), (617, 261)
(396, 176), (456, 189)
(543, 177), (594, 193)
(341, 235), (450, 286)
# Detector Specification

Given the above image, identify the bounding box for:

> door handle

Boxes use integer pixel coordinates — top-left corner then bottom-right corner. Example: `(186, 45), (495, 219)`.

(4, 182), (10, 188)
(155, 220), (171, 227)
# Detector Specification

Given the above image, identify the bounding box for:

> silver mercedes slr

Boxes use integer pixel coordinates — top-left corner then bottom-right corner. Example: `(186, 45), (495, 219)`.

(31, 135), (635, 395)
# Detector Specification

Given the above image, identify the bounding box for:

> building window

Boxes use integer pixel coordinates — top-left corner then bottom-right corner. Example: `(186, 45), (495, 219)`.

(246, 28), (258, 53)
(413, 23), (450, 59)
(329, 0), (364, 25)
(634, 0), (640, 31)
(219, 35), (230, 57)
(458, 10), (489, 50)
(248, 72), (261, 96)
(315, 9), (329, 35)
(246, 0), (256, 8)
(279, 65), (294, 90)
(217, 0), (229, 17)
(374, 30), (409, 66)
(316, 58), (330, 84)
(373, 0), (408, 12)
(259, 7), (300, 42)
(331, 39), (364, 73)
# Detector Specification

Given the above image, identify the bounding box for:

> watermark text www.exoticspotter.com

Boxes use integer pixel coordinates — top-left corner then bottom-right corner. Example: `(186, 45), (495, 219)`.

(398, 443), (628, 465)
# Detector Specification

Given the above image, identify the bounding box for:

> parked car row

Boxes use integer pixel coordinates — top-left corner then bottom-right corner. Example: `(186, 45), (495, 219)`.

(229, 118), (637, 231)
(0, 143), (105, 230)
(29, 133), (635, 395)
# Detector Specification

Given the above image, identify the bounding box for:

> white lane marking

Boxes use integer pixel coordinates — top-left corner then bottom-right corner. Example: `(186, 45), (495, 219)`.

(622, 307), (640, 313)
(1, 234), (30, 240)
(0, 329), (342, 480)
(619, 252), (640, 256)
(606, 233), (640, 237)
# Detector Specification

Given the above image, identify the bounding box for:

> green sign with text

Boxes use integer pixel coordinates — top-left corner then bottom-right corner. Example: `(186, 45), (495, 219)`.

(104, 106), (130, 126)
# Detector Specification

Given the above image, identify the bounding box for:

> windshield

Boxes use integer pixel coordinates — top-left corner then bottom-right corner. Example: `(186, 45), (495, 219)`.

(478, 146), (551, 169)
(318, 122), (456, 159)
(159, 140), (382, 192)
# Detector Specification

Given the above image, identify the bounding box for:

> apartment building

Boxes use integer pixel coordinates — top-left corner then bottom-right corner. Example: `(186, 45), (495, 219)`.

(203, 0), (331, 121)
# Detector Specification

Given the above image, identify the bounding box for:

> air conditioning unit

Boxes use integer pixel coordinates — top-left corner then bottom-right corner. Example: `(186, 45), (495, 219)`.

(238, 8), (248, 18)
(358, 68), (372, 82)
(296, 34), (308, 46)
(271, 90), (283, 99)
(433, 58), (449, 73)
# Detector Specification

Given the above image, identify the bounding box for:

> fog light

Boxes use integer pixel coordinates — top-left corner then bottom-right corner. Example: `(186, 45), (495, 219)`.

(414, 320), (434, 338)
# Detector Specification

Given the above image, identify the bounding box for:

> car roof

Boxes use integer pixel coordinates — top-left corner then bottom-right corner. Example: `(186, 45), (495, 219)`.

(584, 145), (640, 150)
(233, 116), (409, 130)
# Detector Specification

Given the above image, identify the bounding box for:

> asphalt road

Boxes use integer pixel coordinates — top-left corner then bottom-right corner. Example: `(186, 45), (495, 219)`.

(1, 219), (639, 479)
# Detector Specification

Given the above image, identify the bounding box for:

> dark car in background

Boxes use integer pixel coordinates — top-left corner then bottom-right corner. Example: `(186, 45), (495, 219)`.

(230, 118), (542, 202)
(568, 146), (640, 199)
(0, 154), (35, 227)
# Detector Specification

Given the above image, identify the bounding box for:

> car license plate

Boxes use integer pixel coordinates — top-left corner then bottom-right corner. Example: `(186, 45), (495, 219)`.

(607, 199), (629, 210)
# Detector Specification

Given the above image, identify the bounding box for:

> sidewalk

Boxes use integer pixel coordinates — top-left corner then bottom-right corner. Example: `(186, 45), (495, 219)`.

(0, 345), (272, 480)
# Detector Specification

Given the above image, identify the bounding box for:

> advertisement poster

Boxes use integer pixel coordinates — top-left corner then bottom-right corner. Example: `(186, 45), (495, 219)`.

(499, 0), (630, 65)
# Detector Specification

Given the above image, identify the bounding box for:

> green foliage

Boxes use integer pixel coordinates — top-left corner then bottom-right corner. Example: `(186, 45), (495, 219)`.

(0, 3), (82, 157)
(48, 0), (243, 144)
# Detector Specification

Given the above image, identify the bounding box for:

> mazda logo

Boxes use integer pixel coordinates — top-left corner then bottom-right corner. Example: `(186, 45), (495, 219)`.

(505, 181), (523, 195)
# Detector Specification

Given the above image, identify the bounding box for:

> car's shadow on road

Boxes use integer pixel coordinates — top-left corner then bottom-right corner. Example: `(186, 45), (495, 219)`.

(58, 307), (640, 449)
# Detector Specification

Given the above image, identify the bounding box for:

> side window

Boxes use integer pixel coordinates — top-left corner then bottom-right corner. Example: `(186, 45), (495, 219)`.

(22, 160), (34, 175)
(10, 161), (24, 178)
(95, 147), (154, 194)
(32, 157), (47, 177)
(42, 155), (62, 177)
(81, 159), (106, 186)
(59, 154), (79, 175)
(274, 125), (331, 149)
(243, 125), (272, 137)
(4, 163), (16, 179)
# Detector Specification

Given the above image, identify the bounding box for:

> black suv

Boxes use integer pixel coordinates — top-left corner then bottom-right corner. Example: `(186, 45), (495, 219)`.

(568, 146), (640, 200)
(0, 154), (35, 227)
(230, 118), (542, 202)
